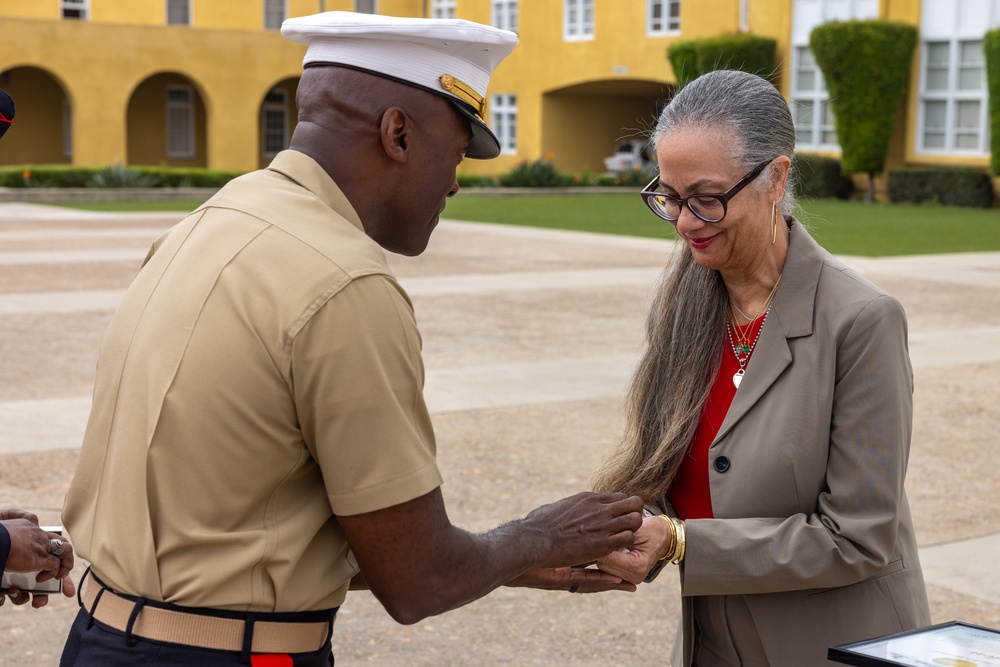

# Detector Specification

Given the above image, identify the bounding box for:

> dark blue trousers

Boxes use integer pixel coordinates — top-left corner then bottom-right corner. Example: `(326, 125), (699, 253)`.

(60, 606), (335, 666)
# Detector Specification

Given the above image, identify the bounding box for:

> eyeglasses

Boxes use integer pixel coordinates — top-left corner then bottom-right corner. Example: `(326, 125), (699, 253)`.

(640, 158), (775, 223)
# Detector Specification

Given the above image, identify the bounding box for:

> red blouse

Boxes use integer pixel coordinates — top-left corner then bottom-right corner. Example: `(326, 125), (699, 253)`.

(667, 314), (767, 520)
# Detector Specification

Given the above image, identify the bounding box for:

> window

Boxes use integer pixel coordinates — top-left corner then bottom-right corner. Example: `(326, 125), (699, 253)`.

(430, 0), (456, 19)
(790, 46), (837, 148)
(355, 0), (377, 14)
(789, 0), (879, 150)
(919, 39), (988, 152)
(490, 94), (517, 155)
(647, 0), (680, 36)
(167, 0), (190, 26)
(491, 0), (518, 32)
(262, 90), (289, 159)
(264, 0), (286, 30)
(61, 0), (89, 20)
(564, 0), (593, 40)
(915, 0), (1000, 155)
(166, 86), (195, 159)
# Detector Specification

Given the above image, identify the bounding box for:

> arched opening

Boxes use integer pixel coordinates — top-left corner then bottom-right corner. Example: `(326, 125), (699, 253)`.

(541, 79), (673, 173)
(258, 77), (299, 169)
(0, 66), (72, 166)
(126, 72), (208, 167)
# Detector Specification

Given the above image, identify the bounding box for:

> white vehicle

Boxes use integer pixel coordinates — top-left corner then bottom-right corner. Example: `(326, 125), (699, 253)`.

(603, 139), (654, 173)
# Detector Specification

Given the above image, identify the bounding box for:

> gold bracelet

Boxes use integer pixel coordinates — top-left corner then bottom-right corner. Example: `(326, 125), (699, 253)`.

(657, 515), (675, 561)
(669, 518), (686, 564)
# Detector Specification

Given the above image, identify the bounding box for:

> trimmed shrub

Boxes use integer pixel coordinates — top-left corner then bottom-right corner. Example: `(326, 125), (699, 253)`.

(810, 20), (918, 200)
(667, 34), (777, 89)
(0, 166), (95, 188)
(0, 164), (242, 188)
(666, 40), (700, 89)
(887, 167), (995, 208)
(985, 28), (1000, 175)
(792, 153), (853, 200)
(131, 167), (242, 188)
(457, 173), (499, 188)
(498, 159), (572, 187)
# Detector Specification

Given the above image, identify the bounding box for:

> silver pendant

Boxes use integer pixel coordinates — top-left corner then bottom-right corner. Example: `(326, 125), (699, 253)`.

(733, 369), (744, 388)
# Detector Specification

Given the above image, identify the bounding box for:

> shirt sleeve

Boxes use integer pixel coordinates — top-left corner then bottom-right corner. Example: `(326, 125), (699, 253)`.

(0, 523), (10, 577)
(291, 274), (443, 517)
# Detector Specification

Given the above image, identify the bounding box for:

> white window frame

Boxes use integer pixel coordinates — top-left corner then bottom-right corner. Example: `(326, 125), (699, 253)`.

(790, 45), (838, 150)
(166, 85), (196, 159)
(61, 0), (89, 20)
(355, 0), (377, 14)
(167, 0), (191, 26)
(917, 38), (990, 155)
(789, 0), (879, 151)
(914, 0), (1000, 156)
(563, 0), (594, 41)
(491, 0), (518, 32)
(430, 0), (456, 19)
(647, 0), (681, 37)
(489, 93), (517, 155)
(262, 90), (289, 160)
(264, 0), (286, 30)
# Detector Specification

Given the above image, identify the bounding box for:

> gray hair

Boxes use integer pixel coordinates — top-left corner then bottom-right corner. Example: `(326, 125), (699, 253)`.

(652, 69), (798, 216)
(593, 70), (795, 502)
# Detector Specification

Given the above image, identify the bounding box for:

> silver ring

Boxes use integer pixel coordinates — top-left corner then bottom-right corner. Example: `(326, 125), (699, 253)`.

(568, 585), (579, 594)
(48, 539), (65, 556)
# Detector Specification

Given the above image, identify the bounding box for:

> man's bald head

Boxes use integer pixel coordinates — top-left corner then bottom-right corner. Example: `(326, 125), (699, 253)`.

(296, 67), (461, 142)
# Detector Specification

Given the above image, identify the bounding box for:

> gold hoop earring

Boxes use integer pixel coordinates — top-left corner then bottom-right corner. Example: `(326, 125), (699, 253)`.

(771, 202), (778, 245)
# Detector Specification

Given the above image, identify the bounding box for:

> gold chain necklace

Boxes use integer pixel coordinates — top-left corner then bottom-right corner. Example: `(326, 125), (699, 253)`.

(727, 274), (782, 388)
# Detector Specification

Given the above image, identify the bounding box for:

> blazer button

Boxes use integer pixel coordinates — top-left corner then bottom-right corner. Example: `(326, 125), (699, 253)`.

(714, 456), (731, 473)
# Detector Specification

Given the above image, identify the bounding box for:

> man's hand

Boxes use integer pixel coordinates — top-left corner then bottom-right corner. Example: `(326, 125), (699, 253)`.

(505, 566), (637, 594)
(1, 509), (76, 609)
(517, 492), (644, 569)
(337, 489), (643, 625)
(595, 514), (673, 585)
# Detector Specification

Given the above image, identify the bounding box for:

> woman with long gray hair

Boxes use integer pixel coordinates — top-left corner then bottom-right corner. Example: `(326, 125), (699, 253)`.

(593, 70), (930, 666)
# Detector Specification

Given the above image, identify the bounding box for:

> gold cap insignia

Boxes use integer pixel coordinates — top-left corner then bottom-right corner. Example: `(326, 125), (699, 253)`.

(439, 74), (485, 119)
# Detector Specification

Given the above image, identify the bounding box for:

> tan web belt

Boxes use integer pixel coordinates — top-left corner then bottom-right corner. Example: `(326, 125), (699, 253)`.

(82, 579), (331, 654)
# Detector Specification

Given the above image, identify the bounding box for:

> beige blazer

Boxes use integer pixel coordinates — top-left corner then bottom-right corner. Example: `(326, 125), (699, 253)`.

(665, 218), (931, 666)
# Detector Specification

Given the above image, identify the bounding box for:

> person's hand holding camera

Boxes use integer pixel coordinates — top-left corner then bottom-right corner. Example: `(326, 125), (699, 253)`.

(1, 509), (76, 609)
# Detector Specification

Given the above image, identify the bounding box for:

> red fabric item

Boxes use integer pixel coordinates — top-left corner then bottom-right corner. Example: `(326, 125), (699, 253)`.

(668, 315), (766, 520)
(251, 655), (294, 667)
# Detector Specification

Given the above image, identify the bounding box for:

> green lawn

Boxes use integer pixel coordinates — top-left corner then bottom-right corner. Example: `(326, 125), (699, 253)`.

(56, 194), (1000, 257)
(53, 200), (208, 212)
(443, 194), (1000, 257)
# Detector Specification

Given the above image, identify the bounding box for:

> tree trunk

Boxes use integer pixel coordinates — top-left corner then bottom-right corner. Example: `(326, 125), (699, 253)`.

(866, 172), (876, 203)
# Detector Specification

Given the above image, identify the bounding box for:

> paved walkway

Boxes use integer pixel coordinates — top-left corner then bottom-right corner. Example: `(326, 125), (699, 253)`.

(1, 202), (998, 664)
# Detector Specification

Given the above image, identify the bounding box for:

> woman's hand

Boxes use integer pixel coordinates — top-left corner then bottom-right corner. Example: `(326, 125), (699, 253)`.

(505, 566), (637, 593)
(595, 514), (674, 585)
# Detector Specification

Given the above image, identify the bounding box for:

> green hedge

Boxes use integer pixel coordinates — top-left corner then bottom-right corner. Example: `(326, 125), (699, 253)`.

(667, 34), (777, 89)
(810, 21), (917, 177)
(0, 165), (243, 188)
(985, 28), (1000, 175)
(792, 153), (854, 200)
(887, 167), (995, 208)
(498, 159), (573, 187)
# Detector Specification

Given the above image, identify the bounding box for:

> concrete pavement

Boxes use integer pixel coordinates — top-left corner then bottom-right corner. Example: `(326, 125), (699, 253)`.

(1, 201), (998, 665)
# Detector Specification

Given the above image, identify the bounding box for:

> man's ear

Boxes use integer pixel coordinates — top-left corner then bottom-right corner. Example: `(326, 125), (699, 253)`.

(380, 107), (411, 164)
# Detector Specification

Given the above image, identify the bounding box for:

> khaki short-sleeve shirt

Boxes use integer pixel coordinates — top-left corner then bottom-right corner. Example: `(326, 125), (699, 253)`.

(63, 151), (443, 612)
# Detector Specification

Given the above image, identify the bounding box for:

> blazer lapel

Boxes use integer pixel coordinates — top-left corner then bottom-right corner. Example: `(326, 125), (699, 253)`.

(713, 218), (824, 443)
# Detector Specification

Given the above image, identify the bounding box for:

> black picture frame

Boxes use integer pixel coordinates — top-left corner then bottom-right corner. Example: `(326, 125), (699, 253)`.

(829, 621), (1000, 667)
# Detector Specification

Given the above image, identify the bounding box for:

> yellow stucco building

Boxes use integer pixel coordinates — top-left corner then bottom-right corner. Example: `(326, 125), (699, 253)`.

(1, 0), (997, 181)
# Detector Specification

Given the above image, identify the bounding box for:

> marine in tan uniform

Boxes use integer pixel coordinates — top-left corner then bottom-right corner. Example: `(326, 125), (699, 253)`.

(60, 12), (643, 666)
